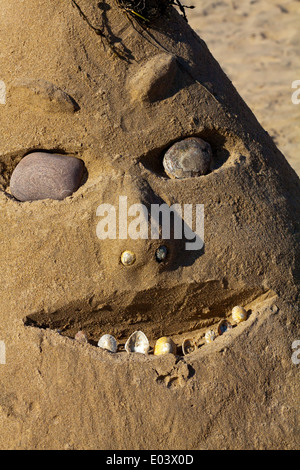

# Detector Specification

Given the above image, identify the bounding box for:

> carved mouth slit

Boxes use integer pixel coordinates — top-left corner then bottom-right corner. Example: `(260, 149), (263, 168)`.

(23, 285), (273, 355)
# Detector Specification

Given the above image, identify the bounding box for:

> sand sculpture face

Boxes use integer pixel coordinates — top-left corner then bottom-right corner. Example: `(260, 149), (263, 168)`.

(0, 0), (299, 450)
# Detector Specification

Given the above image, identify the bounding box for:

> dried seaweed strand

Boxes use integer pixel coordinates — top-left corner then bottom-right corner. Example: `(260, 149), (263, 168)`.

(116, 0), (194, 23)
(71, 0), (132, 62)
(116, 2), (221, 106)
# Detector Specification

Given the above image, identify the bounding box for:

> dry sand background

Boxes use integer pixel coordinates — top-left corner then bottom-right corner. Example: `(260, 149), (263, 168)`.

(187, 0), (300, 176)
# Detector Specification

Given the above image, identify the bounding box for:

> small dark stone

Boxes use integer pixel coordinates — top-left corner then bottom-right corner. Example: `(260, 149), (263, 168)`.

(10, 152), (85, 202)
(218, 320), (233, 336)
(155, 245), (168, 263)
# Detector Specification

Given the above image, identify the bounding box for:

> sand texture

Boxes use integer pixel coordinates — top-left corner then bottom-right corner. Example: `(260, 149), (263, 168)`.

(0, 0), (299, 450)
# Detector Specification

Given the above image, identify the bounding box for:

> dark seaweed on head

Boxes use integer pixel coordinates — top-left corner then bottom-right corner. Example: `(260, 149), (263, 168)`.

(116, 0), (194, 23)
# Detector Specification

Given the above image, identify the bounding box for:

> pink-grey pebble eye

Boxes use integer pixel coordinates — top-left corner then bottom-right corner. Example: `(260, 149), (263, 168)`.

(10, 152), (85, 202)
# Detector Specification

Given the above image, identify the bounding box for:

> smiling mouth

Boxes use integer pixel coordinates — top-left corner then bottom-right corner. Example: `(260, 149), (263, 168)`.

(23, 281), (273, 353)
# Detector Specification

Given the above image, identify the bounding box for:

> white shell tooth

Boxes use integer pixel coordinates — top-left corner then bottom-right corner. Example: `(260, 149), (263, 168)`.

(98, 334), (118, 353)
(232, 306), (247, 324)
(125, 331), (149, 355)
(205, 330), (216, 344)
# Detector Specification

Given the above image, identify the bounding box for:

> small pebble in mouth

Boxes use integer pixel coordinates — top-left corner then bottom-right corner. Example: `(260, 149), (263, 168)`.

(75, 331), (88, 344)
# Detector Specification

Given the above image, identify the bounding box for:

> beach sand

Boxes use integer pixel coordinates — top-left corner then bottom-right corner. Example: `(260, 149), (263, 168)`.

(188, 0), (300, 175)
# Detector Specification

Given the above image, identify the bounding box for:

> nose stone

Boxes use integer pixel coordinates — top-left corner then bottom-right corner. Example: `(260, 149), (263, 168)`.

(10, 152), (85, 202)
(120, 250), (136, 266)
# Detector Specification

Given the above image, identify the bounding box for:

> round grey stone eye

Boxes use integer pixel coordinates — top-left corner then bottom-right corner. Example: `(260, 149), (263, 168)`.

(163, 137), (212, 179)
(155, 245), (168, 263)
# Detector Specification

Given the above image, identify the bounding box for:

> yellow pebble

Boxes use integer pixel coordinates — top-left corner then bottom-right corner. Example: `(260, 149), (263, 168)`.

(154, 337), (177, 356)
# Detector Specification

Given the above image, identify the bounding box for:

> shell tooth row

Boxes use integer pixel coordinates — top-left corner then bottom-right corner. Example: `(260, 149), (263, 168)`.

(204, 305), (248, 344)
(74, 306), (248, 355)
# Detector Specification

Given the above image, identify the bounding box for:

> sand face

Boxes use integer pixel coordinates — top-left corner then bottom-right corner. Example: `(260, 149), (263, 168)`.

(188, 0), (300, 176)
(0, 0), (299, 450)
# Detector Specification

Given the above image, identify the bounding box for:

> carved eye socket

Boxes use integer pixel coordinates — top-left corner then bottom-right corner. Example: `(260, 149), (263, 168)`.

(140, 131), (232, 177)
(163, 137), (213, 179)
(9, 152), (85, 202)
(155, 245), (168, 263)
